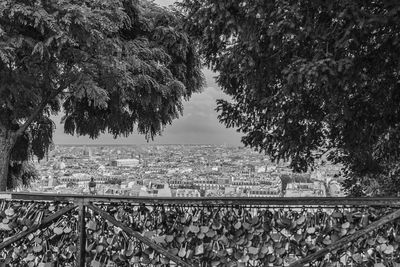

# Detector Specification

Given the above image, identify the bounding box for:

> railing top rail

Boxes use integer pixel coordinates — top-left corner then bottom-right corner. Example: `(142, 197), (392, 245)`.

(1, 192), (400, 206)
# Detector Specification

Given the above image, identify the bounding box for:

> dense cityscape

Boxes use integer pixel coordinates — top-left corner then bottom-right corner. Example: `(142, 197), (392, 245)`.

(24, 144), (345, 198)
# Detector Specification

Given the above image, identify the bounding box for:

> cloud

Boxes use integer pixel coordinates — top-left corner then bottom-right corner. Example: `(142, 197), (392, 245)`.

(53, 68), (242, 145)
(156, 0), (177, 7)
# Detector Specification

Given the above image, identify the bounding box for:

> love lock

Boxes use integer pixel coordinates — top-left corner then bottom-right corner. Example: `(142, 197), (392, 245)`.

(0, 221), (11, 231)
(186, 244), (195, 260)
(33, 209), (44, 225)
(33, 243), (43, 253)
(323, 236), (332, 245)
(125, 240), (135, 258)
(90, 254), (107, 267)
(160, 256), (170, 265)
(143, 245), (154, 256)
(270, 232), (281, 243)
(212, 220), (222, 230)
(242, 221), (251, 231)
(86, 240), (96, 253)
(53, 226), (64, 235)
(219, 235), (229, 246)
(276, 246), (286, 256)
(96, 243), (104, 254)
(4, 207), (15, 217)
(168, 247), (179, 256)
(130, 254), (140, 264)
(165, 234), (174, 243)
(275, 255), (283, 265)
(176, 235), (185, 244)
(63, 223), (73, 234)
(200, 225), (209, 234)
(189, 224), (200, 234)
(331, 210), (343, 219)
(141, 254), (151, 265)
(178, 242), (187, 258)
(206, 229), (217, 238)
(106, 235), (117, 246)
(153, 234), (166, 244)
(234, 221), (242, 230)
(239, 253), (249, 263)
(296, 215), (306, 226)
(24, 253), (36, 262)
(86, 219), (97, 231)
(183, 225), (191, 236)
(195, 242), (204, 256)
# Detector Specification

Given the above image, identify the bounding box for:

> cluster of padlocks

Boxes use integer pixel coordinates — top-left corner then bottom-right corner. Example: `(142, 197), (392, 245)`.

(1, 200), (400, 266)
(0, 201), (77, 266)
(85, 204), (400, 266)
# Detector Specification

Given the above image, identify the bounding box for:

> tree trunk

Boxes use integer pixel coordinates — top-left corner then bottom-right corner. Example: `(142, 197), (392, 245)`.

(0, 128), (15, 191)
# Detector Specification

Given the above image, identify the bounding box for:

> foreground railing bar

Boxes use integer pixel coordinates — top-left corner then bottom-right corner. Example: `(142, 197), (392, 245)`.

(288, 207), (400, 267)
(76, 203), (86, 267)
(3, 192), (400, 206)
(0, 204), (77, 250)
(86, 203), (192, 267)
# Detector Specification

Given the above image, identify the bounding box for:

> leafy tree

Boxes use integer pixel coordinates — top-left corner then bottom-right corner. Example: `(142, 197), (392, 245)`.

(0, 0), (204, 190)
(180, 0), (400, 196)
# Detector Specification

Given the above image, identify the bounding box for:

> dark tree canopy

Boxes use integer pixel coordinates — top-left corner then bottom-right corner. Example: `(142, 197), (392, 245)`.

(0, 0), (204, 190)
(180, 0), (400, 195)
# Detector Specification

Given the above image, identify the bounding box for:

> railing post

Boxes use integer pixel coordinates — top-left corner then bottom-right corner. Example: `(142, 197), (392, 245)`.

(77, 203), (86, 267)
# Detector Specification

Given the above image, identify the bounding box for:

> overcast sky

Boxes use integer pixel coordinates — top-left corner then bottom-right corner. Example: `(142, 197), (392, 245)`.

(53, 0), (242, 146)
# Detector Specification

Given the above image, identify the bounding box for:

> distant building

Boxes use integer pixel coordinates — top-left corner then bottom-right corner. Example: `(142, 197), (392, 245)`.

(248, 186), (281, 197)
(53, 161), (66, 170)
(59, 173), (92, 186)
(231, 179), (258, 189)
(193, 178), (220, 190)
(98, 165), (106, 172)
(175, 188), (201, 198)
(48, 175), (55, 187)
(285, 182), (325, 197)
(139, 183), (172, 197)
(257, 166), (266, 173)
(83, 146), (92, 158)
(168, 178), (194, 188)
(111, 158), (140, 167)
(328, 180), (345, 196)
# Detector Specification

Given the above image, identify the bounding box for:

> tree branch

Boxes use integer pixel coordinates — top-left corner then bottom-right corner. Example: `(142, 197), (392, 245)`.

(14, 86), (66, 138)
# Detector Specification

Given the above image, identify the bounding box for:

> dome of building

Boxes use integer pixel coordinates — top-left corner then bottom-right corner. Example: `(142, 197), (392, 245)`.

(53, 161), (66, 170)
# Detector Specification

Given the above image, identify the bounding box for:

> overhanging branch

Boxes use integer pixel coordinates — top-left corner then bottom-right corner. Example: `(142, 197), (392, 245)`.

(14, 86), (66, 138)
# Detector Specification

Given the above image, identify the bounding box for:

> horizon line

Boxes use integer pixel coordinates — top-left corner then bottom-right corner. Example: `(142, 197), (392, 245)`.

(55, 143), (244, 146)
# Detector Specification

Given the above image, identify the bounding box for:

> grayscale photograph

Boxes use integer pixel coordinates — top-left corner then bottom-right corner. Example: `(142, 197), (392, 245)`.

(0, 0), (399, 266)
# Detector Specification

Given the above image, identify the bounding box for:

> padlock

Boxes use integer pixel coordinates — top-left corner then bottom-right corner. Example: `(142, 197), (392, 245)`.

(85, 239), (96, 253)
(168, 247), (179, 256)
(216, 241), (227, 258)
(86, 219), (97, 231)
(33, 209), (44, 225)
(195, 242), (204, 256)
(165, 234), (174, 243)
(178, 242), (187, 257)
(124, 240), (134, 258)
(90, 254), (105, 267)
(186, 245), (194, 260)
(160, 256), (169, 264)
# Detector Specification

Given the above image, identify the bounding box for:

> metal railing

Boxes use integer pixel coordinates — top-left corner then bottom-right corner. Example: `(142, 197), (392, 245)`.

(0, 193), (399, 267)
